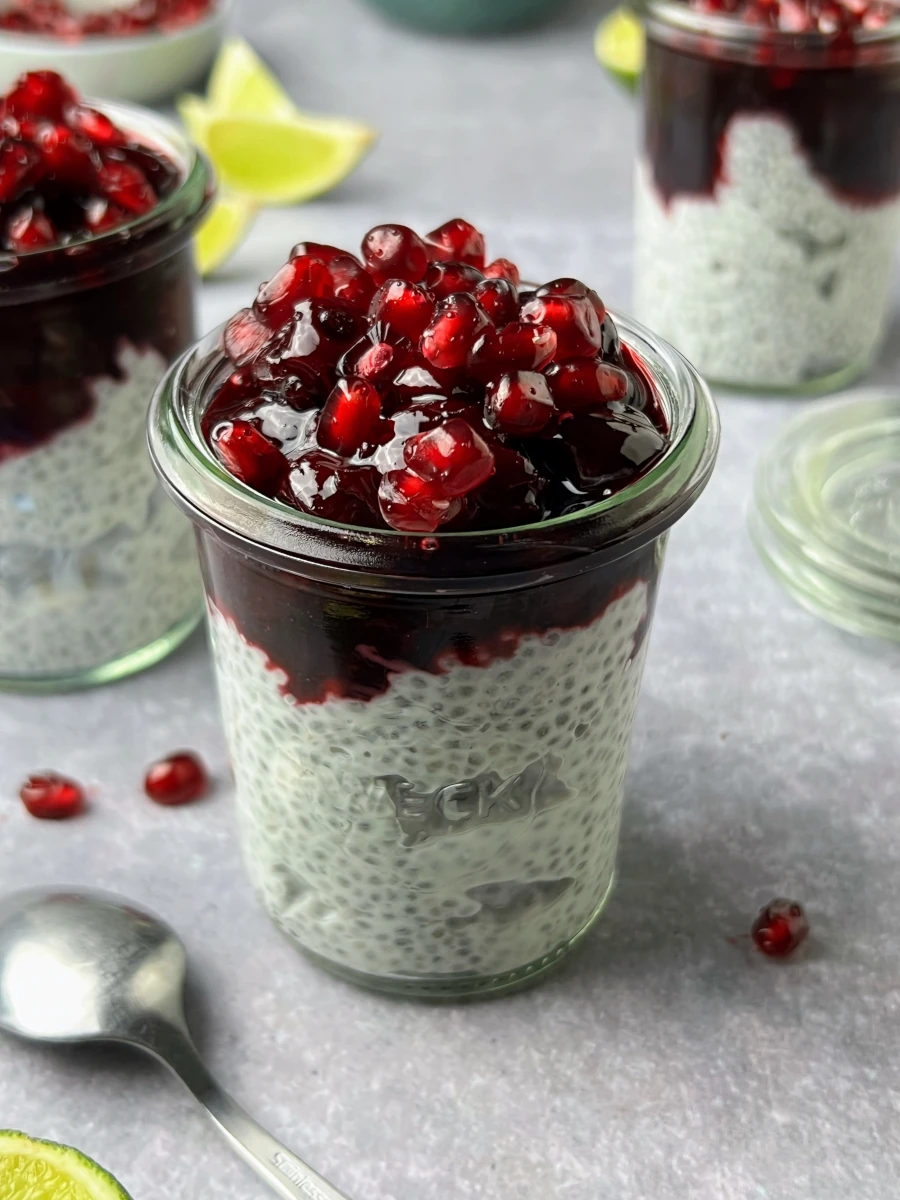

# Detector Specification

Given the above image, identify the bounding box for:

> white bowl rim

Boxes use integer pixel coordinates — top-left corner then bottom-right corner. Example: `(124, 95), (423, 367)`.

(0, 0), (228, 52)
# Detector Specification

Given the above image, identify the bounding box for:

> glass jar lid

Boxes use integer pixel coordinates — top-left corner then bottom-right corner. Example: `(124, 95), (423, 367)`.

(750, 391), (900, 642)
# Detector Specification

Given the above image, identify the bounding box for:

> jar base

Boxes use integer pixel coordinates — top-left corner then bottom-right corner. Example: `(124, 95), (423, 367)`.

(0, 605), (203, 694)
(273, 873), (617, 1002)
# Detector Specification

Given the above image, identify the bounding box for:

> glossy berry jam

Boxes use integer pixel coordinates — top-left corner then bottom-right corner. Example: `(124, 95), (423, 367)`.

(204, 220), (669, 534)
(0, 0), (213, 38)
(0, 71), (179, 253)
(19, 771), (85, 818)
(751, 898), (810, 957)
(144, 751), (209, 806)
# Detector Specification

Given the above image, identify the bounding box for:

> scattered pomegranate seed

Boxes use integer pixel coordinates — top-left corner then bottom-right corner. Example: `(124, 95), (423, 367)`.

(483, 257), (520, 285)
(426, 218), (486, 268)
(223, 308), (272, 367)
(7, 205), (56, 252)
(144, 751), (209, 806)
(545, 358), (632, 412)
(317, 377), (383, 456)
(369, 279), (435, 343)
(403, 418), (495, 497)
(420, 293), (491, 371)
(212, 419), (289, 494)
(472, 277), (519, 326)
(485, 371), (555, 435)
(751, 898), (810, 958)
(377, 468), (462, 533)
(5, 70), (75, 122)
(254, 255), (333, 329)
(361, 223), (429, 284)
(424, 260), (485, 299)
(468, 321), (557, 380)
(68, 105), (124, 146)
(19, 772), (85, 819)
(520, 293), (603, 360)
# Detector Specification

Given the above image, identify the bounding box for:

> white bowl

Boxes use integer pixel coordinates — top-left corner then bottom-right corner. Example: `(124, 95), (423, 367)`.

(0, 3), (227, 104)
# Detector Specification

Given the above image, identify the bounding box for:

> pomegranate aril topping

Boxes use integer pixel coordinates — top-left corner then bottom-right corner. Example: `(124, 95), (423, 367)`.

(751, 898), (810, 958)
(96, 159), (155, 215)
(404, 418), (495, 497)
(369, 279), (435, 342)
(7, 205), (56, 252)
(317, 376), (383, 456)
(472, 277), (518, 326)
(425, 218), (486, 268)
(325, 252), (377, 310)
(213, 419), (289, 494)
(281, 451), (379, 523)
(34, 123), (98, 187)
(83, 196), (128, 234)
(223, 307), (270, 366)
(69, 104), (124, 146)
(254, 255), (333, 330)
(420, 293), (491, 371)
(0, 139), (40, 202)
(338, 335), (408, 384)
(483, 257), (520, 285)
(5, 70), (75, 122)
(362, 223), (429, 284)
(468, 320), (557, 380)
(563, 408), (666, 487)
(144, 751), (209, 806)
(519, 293), (603, 360)
(485, 371), (555, 435)
(19, 771), (85, 819)
(545, 358), (632, 412)
(378, 468), (462, 533)
(423, 260), (485, 299)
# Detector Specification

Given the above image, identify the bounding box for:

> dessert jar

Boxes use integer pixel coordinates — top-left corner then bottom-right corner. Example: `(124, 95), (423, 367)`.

(149, 314), (719, 999)
(634, 1), (900, 392)
(0, 104), (211, 691)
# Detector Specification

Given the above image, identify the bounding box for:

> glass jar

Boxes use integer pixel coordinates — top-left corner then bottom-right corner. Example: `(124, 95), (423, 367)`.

(0, 104), (211, 691)
(634, 2), (900, 393)
(149, 314), (719, 999)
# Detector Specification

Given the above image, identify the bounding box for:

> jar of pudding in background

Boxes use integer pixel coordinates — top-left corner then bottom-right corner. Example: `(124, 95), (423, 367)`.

(0, 103), (211, 691)
(149, 312), (719, 1000)
(634, 1), (900, 393)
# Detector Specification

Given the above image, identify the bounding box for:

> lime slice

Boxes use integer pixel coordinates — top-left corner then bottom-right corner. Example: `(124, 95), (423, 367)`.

(195, 192), (258, 276)
(0, 1131), (131, 1200)
(202, 113), (375, 205)
(207, 37), (296, 120)
(594, 8), (645, 92)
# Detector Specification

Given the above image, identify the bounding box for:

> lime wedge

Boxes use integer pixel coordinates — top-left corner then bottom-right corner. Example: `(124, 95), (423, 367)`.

(202, 113), (375, 205)
(195, 191), (258, 276)
(0, 1131), (131, 1200)
(207, 37), (296, 120)
(594, 8), (645, 93)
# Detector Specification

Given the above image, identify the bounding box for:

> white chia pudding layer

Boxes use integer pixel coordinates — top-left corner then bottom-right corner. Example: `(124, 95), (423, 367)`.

(635, 114), (900, 389)
(209, 581), (651, 984)
(0, 343), (201, 680)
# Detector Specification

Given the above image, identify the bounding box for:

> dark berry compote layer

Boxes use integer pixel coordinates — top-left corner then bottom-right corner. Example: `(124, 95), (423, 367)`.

(0, 70), (209, 685)
(0, 0), (213, 37)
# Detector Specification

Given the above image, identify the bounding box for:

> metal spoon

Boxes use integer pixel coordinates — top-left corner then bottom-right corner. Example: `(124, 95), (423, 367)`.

(0, 886), (351, 1200)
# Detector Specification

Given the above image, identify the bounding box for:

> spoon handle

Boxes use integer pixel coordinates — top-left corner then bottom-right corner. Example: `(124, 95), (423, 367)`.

(146, 1021), (352, 1200)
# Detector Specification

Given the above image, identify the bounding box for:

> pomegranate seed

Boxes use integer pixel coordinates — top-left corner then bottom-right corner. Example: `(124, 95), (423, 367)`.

(83, 196), (128, 234)
(751, 899), (810, 958)
(223, 308), (270, 366)
(212, 419), (288, 494)
(472, 277), (518, 326)
(378, 469), (461, 533)
(369, 279), (435, 342)
(317, 377), (383, 456)
(545, 358), (633, 412)
(19, 771), (85, 819)
(320, 251), (376, 311)
(144, 751), (208, 806)
(468, 321), (557, 380)
(254, 255), (333, 329)
(5, 71), (75, 122)
(96, 159), (156, 215)
(34, 123), (98, 187)
(485, 371), (555, 435)
(520, 293), (603, 360)
(420, 293), (491, 371)
(267, 299), (365, 378)
(0, 139), (40, 202)
(425, 218), (486, 268)
(423, 260), (485, 299)
(361, 224), (429, 283)
(281, 451), (379, 523)
(535, 277), (621, 361)
(404, 418), (495, 497)
(483, 257), (520, 285)
(69, 105), (123, 146)
(338, 335), (409, 385)
(7, 205), (56, 252)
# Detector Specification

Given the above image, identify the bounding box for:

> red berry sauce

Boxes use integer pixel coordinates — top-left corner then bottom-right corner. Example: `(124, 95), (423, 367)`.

(19, 771), (85, 818)
(0, 0), (213, 38)
(144, 751), (209, 806)
(645, 0), (900, 206)
(751, 898), (810, 957)
(203, 221), (668, 536)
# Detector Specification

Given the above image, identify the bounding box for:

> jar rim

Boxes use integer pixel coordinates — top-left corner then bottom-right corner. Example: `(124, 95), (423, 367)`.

(148, 310), (720, 589)
(0, 100), (212, 303)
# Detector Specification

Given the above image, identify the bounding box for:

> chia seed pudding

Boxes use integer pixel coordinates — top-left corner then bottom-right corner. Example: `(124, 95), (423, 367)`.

(0, 71), (211, 689)
(149, 221), (719, 997)
(635, 0), (900, 392)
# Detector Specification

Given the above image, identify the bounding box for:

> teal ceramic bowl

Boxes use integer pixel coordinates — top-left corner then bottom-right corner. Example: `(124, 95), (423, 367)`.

(361, 0), (565, 34)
